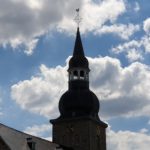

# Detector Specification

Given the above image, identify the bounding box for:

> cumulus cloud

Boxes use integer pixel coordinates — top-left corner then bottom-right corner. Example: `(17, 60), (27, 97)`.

(126, 48), (143, 62)
(143, 18), (150, 33)
(95, 24), (140, 40)
(59, 0), (126, 33)
(107, 128), (150, 150)
(11, 56), (150, 119)
(11, 64), (67, 118)
(0, 0), (127, 54)
(112, 40), (139, 54)
(112, 34), (150, 61)
(88, 57), (150, 118)
(139, 128), (149, 134)
(24, 124), (51, 139)
(0, 0), (83, 54)
(112, 17), (150, 61)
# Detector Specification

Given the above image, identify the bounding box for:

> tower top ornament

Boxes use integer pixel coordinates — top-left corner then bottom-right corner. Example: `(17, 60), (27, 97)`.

(74, 8), (82, 27)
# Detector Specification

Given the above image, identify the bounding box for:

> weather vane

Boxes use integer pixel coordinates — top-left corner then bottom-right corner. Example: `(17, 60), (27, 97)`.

(74, 8), (82, 27)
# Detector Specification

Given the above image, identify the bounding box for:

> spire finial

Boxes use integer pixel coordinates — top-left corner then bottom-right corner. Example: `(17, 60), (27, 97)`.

(74, 8), (82, 28)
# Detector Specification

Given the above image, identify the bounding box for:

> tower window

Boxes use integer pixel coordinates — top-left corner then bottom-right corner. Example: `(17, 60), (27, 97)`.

(73, 70), (78, 80)
(70, 70), (89, 80)
(80, 70), (84, 80)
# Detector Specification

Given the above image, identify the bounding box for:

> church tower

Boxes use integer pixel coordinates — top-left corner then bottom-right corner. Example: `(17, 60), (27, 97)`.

(50, 27), (107, 150)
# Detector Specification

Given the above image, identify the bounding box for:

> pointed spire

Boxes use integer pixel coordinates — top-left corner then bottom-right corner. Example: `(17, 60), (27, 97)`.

(73, 27), (85, 57)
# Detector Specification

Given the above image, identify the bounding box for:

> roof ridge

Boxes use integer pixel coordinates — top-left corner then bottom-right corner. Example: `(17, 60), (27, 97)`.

(0, 123), (53, 143)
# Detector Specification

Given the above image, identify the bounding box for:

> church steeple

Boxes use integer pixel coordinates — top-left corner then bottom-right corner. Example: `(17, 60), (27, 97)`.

(58, 27), (100, 119)
(68, 28), (89, 84)
(73, 27), (84, 57)
(50, 26), (107, 150)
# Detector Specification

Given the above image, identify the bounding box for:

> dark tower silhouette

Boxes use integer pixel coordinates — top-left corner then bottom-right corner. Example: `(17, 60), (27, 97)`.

(50, 27), (107, 150)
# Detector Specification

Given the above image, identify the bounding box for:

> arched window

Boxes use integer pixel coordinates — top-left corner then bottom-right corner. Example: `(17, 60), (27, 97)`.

(80, 70), (84, 80)
(73, 70), (78, 80)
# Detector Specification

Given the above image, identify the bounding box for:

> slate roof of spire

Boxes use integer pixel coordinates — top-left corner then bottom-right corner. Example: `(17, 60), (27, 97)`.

(73, 27), (85, 57)
(69, 27), (89, 69)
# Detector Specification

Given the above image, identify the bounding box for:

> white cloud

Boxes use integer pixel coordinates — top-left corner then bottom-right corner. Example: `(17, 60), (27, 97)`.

(112, 17), (150, 61)
(11, 56), (150, 119)
(88, 57), (150, 118)
(59, 0), (126, 33)
(107, 128), (150, 150)
(112, 40), (141, 54)
(142, 35), (150, 53)
(126, 48), (143, 62)
(24, 124), (51, 139)
(112, 35), (150, 60)
(0, 0), (126, 54)
(143, 18), (150, 33)
(134, 2), (140, 12)
(11, 64), (67, 118)
(0, 0), (83, 54)
(24, 39), (39, 55)
(95, 24), (140, 40)
(139, 128), (149, 134)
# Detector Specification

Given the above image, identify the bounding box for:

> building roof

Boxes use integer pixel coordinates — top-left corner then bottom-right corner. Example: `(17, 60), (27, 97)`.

(0, 123), (58, 150)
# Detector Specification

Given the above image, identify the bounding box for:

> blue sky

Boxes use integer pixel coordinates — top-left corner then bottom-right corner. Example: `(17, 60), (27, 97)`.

(0, 0), (150, 149)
